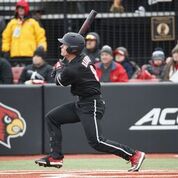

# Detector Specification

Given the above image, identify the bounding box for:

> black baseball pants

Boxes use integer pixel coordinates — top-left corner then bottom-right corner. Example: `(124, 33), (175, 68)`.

(46, 96), (135, 161)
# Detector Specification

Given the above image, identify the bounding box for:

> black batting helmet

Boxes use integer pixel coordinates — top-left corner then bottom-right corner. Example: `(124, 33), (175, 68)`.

(58, 32), (85, 54)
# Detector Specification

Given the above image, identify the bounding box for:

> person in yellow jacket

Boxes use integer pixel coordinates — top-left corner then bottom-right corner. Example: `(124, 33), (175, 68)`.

(2, 0), (47, 66)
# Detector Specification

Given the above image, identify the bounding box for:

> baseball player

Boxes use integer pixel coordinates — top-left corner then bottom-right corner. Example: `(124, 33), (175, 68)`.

(35, 32), (145, 172)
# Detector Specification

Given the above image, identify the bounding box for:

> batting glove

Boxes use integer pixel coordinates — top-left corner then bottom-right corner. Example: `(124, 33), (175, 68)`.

(51, 61), (64, 78)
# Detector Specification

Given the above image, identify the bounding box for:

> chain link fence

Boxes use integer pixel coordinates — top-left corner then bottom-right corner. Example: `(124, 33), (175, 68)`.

(0, 0), (177, 65)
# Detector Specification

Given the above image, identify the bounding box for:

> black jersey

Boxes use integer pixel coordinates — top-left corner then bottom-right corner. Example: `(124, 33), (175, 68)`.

(55, 53), (101, 97)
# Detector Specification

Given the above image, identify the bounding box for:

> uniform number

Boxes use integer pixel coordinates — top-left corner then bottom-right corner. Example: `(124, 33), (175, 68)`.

(90, 65), (99, 81)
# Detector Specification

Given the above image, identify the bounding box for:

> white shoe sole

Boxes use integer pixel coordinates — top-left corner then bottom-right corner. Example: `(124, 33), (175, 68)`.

(35, 160), (63, 166)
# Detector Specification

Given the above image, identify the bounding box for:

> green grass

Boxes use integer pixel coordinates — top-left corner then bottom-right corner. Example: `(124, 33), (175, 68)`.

(0, 158), (178, 171)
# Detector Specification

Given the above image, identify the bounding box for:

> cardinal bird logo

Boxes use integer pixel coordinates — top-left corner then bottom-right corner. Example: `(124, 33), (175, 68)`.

(0, 103), (26, 148)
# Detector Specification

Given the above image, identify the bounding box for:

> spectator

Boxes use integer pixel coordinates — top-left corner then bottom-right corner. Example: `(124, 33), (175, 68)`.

(0, 58), (13, 84)
(162, 45), (178, 82)
(19, 47), (53, 84)
(95, 45), (128, 82)
(0, 16), (6, 57)
(110, 0), (124, 13)
(83, 32), (100, 63)
(2, 0), (47, 66)
(114, 47), (135, 78)
(142, 48), (165, 79)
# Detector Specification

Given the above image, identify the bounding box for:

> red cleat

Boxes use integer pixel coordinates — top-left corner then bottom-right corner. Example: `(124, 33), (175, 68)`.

(128, 151), (145, 172)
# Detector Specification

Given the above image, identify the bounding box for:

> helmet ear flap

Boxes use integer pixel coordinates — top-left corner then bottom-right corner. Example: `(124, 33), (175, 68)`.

(66, 47), (72, 53)
(67, 46), (80, 54)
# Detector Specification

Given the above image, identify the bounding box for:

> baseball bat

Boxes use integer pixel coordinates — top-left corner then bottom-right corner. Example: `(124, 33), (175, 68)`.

(78, 10), (98, 35)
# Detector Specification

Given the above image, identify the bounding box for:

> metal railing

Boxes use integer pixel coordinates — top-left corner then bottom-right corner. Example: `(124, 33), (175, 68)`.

(0, 0), (177, 65)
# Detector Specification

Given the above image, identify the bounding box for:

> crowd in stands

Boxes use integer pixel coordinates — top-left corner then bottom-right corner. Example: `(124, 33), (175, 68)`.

(83, 32), (178, 83)
(0, 0), (178, 85)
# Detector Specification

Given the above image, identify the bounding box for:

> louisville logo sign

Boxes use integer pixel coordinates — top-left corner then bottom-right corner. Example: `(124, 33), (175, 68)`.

(129, 108), (178, 130)
(0, 103), (26, 148)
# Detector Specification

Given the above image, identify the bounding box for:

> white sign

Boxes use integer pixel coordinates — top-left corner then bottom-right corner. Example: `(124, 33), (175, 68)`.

(129, 108), (178, 130)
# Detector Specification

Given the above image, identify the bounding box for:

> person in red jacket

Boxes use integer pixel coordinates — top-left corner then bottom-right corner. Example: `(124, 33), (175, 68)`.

(95, 45), (128, 82)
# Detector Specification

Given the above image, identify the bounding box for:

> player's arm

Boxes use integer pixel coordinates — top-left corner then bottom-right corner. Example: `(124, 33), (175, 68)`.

(56, 68), (77, 86)
(52, 61), (76, 86)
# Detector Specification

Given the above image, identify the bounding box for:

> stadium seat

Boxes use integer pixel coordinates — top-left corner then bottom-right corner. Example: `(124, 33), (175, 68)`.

(11, 66), (24, 84)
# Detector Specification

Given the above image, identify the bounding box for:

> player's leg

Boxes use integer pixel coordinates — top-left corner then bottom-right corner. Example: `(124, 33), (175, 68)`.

(77, 99), (145, 171)
(35, 102), (80, 168)
(46, 102), (80, 159)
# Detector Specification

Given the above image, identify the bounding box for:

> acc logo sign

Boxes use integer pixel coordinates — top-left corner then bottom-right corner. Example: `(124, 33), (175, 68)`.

(0, 103), (26, 148)
(129, 108), (178, 130)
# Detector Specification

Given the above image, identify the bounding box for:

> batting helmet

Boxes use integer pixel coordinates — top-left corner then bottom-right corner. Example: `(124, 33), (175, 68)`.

(58, 32), (85, 54)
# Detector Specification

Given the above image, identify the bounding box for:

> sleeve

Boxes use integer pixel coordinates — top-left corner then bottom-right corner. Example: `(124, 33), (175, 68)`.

(2, 21), (12, 52)
(55, 67), (76, 86)
(116, 65), (129, 82)
(160, 63), (170, 81)
(34, 20), (47, 51)
(19, 68), (27, 83)
(145, 64), (154, 74)
(125, 63), (134, 79)
(45, 66), (55, 83)
(1, 60), (13, 84)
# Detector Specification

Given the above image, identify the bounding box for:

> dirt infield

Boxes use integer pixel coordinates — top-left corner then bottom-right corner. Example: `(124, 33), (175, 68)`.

(0, 170), (178, 178)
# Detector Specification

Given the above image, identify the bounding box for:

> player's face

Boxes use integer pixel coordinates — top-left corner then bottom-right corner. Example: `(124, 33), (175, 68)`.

(173, 53), (178, 63)
(115, 54), (125, 63)
(86, 40), (96, 50)
(101, 52), (113, 65)
(17, 6), (25, 17)
(60, 44), (69, 57)
(32, 55), (44, 68)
